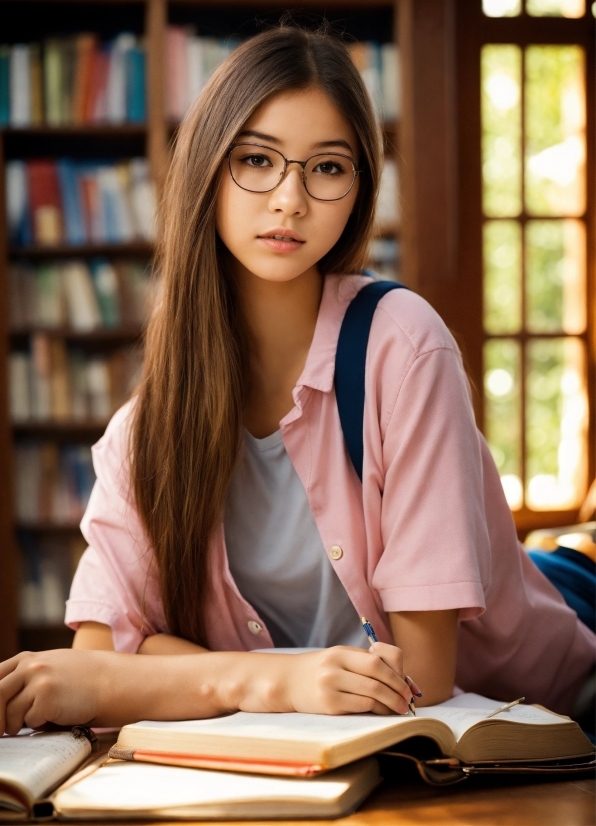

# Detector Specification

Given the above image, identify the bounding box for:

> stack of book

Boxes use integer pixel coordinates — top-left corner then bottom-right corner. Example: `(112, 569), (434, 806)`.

(6, 157), (156, 246)
(347, 41), (400, 123)
(14, 442), (95, 525)
(9, 258), (151, 331)
(18, 530), (87, 624)
(0, 33), (146, 127)
(1, 694), (593, 820)
(9, 337), (143, 423)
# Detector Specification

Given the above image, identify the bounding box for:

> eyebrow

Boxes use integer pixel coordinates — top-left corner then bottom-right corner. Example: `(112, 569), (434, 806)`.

(237, 130), (355, 155)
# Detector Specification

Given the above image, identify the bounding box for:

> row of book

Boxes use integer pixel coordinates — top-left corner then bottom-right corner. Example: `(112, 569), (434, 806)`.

(19, 530), (86, 624)
(0, 33), (146, 128)
(347, 42), (400, 123)
(165, 27), (238, 123)
(165, 27), (400, 124)
(14, 442), (95, 525)
(10, 337), (142, 423)
(6, 157), (156, 247)
(376, 159), (399, 227)
(9, 259), (151, 331)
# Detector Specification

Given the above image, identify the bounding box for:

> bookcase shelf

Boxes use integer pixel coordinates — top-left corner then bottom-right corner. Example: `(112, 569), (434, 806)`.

(9, 242), (154, 258)
(0, 0), (401, 658)
(10, 325), (143, 344)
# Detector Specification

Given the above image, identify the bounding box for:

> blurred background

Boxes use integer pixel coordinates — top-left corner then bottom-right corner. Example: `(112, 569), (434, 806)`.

(0, 0), (593, 657)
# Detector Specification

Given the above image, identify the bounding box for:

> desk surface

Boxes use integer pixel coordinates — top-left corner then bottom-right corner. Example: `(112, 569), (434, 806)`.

(154, 776), (595, 826)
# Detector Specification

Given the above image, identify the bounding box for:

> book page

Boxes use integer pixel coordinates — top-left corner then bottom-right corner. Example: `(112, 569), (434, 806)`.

(0, 731), (91, 802)
(128, 711), (417, 746)
(416, 693), (567, 741)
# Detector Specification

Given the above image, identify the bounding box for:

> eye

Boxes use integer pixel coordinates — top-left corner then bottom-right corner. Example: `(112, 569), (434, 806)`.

(312, 160), (346, 176)
(239, 153), (273, 169)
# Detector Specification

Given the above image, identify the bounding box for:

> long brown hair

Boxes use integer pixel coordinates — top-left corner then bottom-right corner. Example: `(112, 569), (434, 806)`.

(131, 24), (383, 646)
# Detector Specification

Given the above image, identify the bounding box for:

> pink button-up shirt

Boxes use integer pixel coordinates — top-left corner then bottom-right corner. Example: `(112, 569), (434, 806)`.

(66, 275), (595, 714)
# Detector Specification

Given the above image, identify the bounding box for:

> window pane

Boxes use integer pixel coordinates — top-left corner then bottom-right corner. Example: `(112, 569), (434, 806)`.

(526, 220), (587, 333)
(527, 0), (585, 16)
(484, 339), (522, 509)
(526, 338), (588, 509)
(525, 46), (586, 216)
(483, 220), (522, 333)
(483, 0), (521, 15)
(482, 45), (522, 217)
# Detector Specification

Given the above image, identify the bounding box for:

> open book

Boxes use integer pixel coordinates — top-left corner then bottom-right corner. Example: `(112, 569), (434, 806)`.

(0, 730), (93, 820)
(110, 693), (594, 776)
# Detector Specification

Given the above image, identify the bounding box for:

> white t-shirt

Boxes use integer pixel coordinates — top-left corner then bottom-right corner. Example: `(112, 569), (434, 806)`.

(224, 429), (369, 649)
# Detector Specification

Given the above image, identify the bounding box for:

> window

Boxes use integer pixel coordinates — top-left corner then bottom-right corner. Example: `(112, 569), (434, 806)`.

(476, 3), (594, 530)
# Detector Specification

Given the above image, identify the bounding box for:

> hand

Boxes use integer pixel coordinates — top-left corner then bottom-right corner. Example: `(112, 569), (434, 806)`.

(0, 649), (109, 734)
(243, 645), (414, 716)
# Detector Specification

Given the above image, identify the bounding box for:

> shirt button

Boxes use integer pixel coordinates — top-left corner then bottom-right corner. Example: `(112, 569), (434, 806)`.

(247, 620), (263, 635)
(329, 545), (343, 560)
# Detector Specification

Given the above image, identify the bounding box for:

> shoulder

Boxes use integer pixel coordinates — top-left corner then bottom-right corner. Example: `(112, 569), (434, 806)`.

(91, 396), (138, 495)
(372, 285), (458, 360)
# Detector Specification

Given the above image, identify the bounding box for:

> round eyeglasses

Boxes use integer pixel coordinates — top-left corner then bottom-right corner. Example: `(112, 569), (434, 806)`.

(227, 143), (360, 202)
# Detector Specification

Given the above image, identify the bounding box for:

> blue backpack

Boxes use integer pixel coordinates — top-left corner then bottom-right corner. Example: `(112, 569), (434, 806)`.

(334, 278), (595, 634)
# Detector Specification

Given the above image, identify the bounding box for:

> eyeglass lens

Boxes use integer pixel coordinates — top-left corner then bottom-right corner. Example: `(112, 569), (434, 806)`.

(229, 144), (356, 201)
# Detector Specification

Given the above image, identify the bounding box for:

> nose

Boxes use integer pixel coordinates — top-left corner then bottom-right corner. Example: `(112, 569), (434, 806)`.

(267, 164), (308, 217)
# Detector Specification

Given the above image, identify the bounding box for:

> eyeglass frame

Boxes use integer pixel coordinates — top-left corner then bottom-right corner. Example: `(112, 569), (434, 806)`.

(227, 142), (361, 202)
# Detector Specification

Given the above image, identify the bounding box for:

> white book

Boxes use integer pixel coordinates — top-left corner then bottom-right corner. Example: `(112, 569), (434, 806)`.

(9, 352), (31, 421)
(9, 44), (31, 126)
(128, 158), (156, 241)
(87, 357), (111, 420)
(376, 159), (399, 226)
(381, 43), (400, 122)
(51, 757), (380, 821)
(105, 33), (135, 124)
(62, 261), (102, 331)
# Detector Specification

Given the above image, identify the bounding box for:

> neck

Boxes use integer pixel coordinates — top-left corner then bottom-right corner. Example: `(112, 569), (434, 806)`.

(237, 265), (323, 377)
(234, 263), (323, 437)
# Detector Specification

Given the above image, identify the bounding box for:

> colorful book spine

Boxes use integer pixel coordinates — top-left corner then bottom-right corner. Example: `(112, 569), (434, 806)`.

(0, 33), (146, 126)
(5, 157), (156, 247)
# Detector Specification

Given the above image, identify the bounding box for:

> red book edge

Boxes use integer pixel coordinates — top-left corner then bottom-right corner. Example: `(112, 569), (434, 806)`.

(108, 747), (327, 777)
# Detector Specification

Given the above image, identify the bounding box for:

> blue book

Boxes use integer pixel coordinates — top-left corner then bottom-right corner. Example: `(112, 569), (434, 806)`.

(6, 160), (32, 245)
(0, 46), (9, 126)
(126, 45), (146, 123)
(57, 159), (86, 245)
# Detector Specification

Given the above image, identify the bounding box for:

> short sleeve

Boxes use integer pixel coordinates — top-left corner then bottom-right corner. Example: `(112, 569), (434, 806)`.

(65, 401), (167, 651)
(372, 345), (490, 619)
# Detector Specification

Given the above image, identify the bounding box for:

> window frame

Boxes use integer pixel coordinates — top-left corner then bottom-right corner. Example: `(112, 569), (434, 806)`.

(453, 2), (594, 535)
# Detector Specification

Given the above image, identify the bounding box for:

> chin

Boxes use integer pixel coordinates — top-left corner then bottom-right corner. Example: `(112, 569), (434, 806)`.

(241, 258), (316, 284)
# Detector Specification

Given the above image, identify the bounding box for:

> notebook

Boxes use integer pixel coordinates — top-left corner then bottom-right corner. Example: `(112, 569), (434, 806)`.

(110, 693), (594, 776)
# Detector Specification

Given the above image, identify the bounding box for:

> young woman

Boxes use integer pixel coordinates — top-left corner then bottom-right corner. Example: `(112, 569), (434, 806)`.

(0, 26), (594, 735)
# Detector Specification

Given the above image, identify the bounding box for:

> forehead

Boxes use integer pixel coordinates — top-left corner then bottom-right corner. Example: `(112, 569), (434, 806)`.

(239, 87), (359, 158)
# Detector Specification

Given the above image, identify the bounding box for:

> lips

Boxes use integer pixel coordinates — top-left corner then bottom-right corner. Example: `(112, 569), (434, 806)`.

(258, 227), (305, 243)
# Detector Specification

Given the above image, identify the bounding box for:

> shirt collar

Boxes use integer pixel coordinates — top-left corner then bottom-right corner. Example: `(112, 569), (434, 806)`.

(295, 274), (371, 395)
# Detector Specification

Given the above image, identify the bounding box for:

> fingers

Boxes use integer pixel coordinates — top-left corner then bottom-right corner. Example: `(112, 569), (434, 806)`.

(343, 646), (412, 706)
(0, 667), (26, 734)
(405, 675), (423, 698)
(5, 689), (35, 736)
(333, 671), (411, 715)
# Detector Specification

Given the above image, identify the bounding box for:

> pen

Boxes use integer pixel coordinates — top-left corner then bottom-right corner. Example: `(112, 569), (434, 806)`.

(485, 697), (525, 719)
(361, 617), (417, 717)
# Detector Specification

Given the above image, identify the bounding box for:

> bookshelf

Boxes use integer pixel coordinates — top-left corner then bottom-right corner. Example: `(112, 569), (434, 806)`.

(0, 0), (401, 659)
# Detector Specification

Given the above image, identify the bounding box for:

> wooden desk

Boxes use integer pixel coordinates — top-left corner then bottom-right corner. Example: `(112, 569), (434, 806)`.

(87, 736), (595, 825)
(157, 775), (595, 826)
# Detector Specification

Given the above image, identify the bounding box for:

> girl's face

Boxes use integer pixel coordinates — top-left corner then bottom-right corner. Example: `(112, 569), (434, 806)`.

(216, 87), (360, 285)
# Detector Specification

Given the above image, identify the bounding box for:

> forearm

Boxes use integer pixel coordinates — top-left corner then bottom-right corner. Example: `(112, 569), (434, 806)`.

(389, 610), (458, 706)
(93, 651), (291, 725)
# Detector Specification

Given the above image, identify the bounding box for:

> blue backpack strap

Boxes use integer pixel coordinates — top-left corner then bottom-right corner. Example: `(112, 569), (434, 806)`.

(334, 279), (408, 481)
